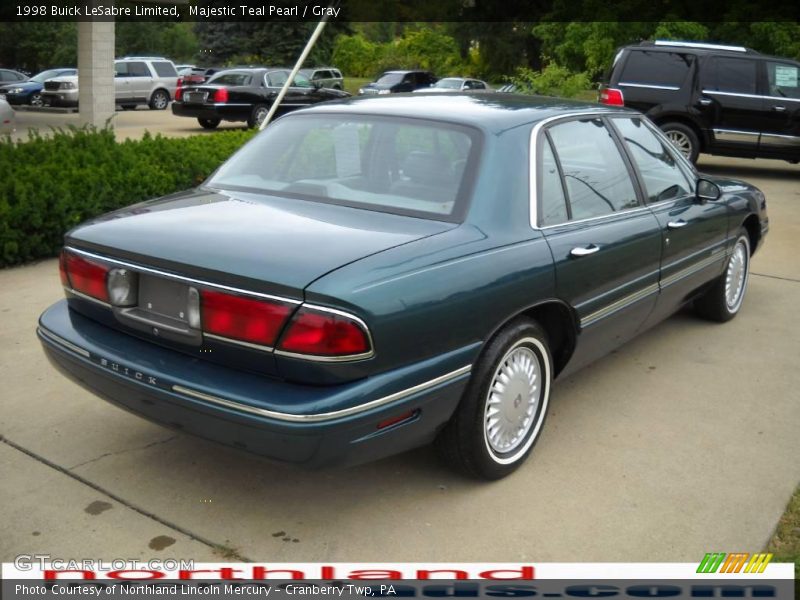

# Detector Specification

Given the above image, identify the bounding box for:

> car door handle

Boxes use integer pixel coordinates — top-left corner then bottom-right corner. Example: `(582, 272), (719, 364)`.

(667, 220), (688, 229)
(570, 244), (600, 257)
(773, 105), (787, 112)
(698, 97), (713, 106)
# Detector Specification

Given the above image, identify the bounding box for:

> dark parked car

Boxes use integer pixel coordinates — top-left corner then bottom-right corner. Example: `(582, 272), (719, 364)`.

(0, 68), (76, 106)
(600, 40), (800, 164)
(172, 68), (350, 129)
(358, 70), (437, 95)
(39, 95), (768, 479)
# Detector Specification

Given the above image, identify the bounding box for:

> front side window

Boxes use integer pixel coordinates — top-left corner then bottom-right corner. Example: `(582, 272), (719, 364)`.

(702, 57), (757, 94)
(546, 118), (639, 221)
(208, 115), (480, 221)
(267, 71), (288, 87)
(766, 61), (800, 99)
(612, 118), (693, 203)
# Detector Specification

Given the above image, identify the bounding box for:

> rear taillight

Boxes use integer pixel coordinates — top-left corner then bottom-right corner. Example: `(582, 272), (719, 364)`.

(213, 88), (228, 103)
(278, 308), (371, 357)
(62, 251), (110, 302)
(201, 290), (292, 347)
(174, 87), (183, 101)
(599, 87), (624, 106)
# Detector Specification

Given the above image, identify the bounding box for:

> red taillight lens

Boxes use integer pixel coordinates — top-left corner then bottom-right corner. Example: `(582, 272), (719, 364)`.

(213, 88), (228, 103)
(177, 77), (183, 88)
(278, 308), (371, 357)
(201, 290), (292, 347)
(599, 87), (624, 106)
(63, 252), (110, 302)
(175, 87), (183, 101)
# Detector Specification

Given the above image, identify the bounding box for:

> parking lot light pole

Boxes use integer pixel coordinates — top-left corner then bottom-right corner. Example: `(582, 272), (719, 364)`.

(259, 16), (329, 131)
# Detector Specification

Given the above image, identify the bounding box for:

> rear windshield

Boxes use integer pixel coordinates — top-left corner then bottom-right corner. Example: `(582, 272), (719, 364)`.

(207, 115), (480, 221)
(620, 50), (694, 88)
(377, 72), (404, 85)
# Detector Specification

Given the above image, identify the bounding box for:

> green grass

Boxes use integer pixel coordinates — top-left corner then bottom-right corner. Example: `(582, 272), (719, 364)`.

(344, 77), (372, 95)
(766, 485), (800, 579)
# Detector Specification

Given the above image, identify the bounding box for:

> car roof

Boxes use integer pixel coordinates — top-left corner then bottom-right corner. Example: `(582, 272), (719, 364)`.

(292, 94), (632, 134)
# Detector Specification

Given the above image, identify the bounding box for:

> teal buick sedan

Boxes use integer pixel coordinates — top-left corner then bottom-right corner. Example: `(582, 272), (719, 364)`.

(38, 94), (768, 479)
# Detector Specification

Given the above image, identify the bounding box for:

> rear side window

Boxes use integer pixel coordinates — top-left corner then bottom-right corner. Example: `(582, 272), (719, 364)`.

(619, 51), (693, 88)
(209, 73), (252, 86)
(701, 57), (757, 94)
(766, 61), (800, 99)
(546, 119), (639, 221)
(152, 61), (177, 77)
(539, 137), (569, 226)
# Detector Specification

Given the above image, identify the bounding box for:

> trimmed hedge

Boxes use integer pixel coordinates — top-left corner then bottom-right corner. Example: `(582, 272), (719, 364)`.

(0, 126), (256, 267)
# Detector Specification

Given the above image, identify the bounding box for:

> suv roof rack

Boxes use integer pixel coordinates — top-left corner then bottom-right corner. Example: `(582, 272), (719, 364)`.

(653, 40), (752, 53)
(119, 56), (169, 61)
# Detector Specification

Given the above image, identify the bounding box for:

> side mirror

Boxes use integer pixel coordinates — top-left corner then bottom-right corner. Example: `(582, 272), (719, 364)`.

(696, 178), (721, 203)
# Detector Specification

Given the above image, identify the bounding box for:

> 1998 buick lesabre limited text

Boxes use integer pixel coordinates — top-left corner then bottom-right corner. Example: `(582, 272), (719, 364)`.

(38, 94), (768, 479)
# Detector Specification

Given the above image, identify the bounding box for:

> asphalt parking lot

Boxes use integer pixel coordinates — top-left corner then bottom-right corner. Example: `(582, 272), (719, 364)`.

(1, 115), (798, 564)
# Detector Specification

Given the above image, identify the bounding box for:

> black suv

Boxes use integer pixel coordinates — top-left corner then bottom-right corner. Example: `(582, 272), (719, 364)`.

(358, 70), (437, 95)
(601, 40), (800, 164)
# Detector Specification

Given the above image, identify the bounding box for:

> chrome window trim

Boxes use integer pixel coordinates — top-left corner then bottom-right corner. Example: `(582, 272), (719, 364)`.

(702, 90), (800, 104)
(619, 82), (681, 91)
(172, 365), (471, 423)
(65, 247), (302, 305)
(529, 110), (641, 230)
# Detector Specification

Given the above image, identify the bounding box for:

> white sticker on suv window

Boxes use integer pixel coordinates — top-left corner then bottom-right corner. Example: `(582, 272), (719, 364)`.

(775, 65), (798, 88)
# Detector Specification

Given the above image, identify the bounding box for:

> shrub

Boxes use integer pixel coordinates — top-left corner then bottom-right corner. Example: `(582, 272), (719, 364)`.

(512, 64), (592, 99)
(0, 126), (255, 267)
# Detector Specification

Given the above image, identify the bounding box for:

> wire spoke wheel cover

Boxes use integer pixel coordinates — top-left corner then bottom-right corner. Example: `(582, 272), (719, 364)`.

(725, 239), (749, 311)
(482, 337), (550, 464)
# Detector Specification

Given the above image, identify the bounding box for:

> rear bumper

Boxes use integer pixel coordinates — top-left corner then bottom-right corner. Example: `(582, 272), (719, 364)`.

(171, 102), (250, 122)
(38, 300), (470, 468)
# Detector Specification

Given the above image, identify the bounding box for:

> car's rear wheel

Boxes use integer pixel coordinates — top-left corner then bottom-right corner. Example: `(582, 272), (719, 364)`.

(695, 230), (751, 322)
(661, 122), (700, 163)
(436, 318), (552, 480)
(149, 89), (170, 110)
(197, 117), (221, 130)
(29, 93), (43, 107)
(247, 104), (269, 129)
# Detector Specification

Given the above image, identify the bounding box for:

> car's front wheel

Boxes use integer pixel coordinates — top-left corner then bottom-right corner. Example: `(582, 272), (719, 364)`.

(695, 229), (751, 322)
(149, 89), (170, 110)
(247, 104), (269, 129)
(437, 318), (552, 480)
(197, 117), (221, 130)
(661, 122), (700, 163)
(30, 93), (43, 107)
